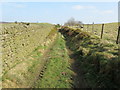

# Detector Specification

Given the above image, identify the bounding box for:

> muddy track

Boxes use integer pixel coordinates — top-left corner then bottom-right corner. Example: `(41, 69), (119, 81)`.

(67, 48), (88, 88)
(32, 32), (88, 88)
(59, 29), (89, 88)
(31, 34), (58, 88)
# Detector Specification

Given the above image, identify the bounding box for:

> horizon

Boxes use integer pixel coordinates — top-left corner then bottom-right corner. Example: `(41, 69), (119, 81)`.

(0, 21), (119, 25)
(1, 2), (118, 24)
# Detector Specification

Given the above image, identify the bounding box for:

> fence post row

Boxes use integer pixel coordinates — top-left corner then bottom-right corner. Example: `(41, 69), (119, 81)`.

(83, 23), (119, 44)
(116, 26), (120, 44)
(101, 24), (104, 39)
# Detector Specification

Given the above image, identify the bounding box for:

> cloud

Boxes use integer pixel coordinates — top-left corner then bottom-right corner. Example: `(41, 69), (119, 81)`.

(72, 5), (95, 10)
(14, 3), (26, 8)
(72, 5), (114, 15)
(2, 2), (26, 8)
(72, 5), (84, 10)
(102, 10), (113, 14)
(92, 9), (114, 15)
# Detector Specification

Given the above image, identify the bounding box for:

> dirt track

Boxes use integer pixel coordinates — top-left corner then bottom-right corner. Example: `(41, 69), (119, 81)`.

(33, 32), (88, 88)
(67, 48), (88, 88)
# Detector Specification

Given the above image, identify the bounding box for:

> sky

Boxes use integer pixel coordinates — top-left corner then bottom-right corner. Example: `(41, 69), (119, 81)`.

(1, 2), (118, 24)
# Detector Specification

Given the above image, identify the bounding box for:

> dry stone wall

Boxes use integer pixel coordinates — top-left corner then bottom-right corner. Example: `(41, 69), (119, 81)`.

(0, 23), (54, 74)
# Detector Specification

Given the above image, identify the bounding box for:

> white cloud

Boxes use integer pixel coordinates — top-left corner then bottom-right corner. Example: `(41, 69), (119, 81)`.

(72, 4), (115, 15)
(2, 2), (26, 8)
(14, 4), (26, 8)
(72, 5), (84, 10)
(72, 5), (95, 10)
(92, 9), (114, 15)
(102, 10), (113, 14)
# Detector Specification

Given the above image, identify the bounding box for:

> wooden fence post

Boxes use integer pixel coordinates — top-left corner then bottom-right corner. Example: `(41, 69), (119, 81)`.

(101, 24), (104, 39)
(116, 26), (120, 44)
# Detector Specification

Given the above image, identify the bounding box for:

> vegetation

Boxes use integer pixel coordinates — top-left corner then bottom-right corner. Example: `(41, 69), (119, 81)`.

(35, 33), (73, 88)
(59, 26), (119, 88)
(1, 23), (57, 88)
(1, 22), (119, 88)
(82, 23), (118, 44)
(64, 17), (83, 27)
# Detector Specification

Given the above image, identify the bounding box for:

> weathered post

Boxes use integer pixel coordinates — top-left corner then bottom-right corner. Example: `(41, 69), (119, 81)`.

(101, 24), (104, 39)
(116, 26), (120, 44)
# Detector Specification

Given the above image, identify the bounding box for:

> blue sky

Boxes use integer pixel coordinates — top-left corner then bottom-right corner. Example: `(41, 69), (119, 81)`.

(1, 2), (118, 24)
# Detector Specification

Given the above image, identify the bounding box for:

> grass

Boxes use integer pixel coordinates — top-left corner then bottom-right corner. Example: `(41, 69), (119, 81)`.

(2, 22), (119, 88)
(35, 33), (73, 88)
(60, 26), (119, 88)
(2, 23), (54, 74)
(2, 23), (57, 88)
(2, 45), (46, 87)
(83, 22), (118, 44)
(2, 39), (48, 77)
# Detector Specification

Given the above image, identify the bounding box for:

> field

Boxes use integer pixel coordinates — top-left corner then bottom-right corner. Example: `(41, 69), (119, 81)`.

(1, 23), (57, 87)
(83, 23), (118, 44)
(0, 22), (120, 88)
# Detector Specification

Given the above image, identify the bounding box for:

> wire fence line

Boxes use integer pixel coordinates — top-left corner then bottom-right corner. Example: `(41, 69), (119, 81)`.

(82, 23), (119, 44)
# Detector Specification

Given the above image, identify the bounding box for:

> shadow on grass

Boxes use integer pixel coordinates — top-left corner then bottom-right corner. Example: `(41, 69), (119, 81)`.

(59, 27), (120, 88)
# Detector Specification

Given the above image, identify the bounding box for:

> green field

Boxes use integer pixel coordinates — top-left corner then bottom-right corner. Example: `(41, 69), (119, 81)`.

(83, 23), (118, 44)
(1, 22), (120, 88)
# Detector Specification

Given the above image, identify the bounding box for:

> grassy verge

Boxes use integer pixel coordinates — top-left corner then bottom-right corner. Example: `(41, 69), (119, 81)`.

(59, 27), (119, 88)
(35, 33), (73, 88)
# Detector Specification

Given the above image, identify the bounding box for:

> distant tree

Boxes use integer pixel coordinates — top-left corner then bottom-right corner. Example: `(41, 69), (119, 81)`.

(56, 24), (59, 26)
(15, 21), (17, 24)
(64, 17), (83, 27)
(26, 23), (30, 25)
(55, 24), (61, 28)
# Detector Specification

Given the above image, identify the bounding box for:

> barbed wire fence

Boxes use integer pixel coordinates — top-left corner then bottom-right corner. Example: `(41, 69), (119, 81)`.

(82, 23), (119, 44)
